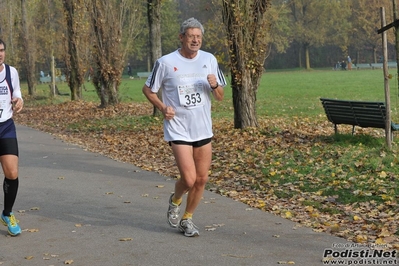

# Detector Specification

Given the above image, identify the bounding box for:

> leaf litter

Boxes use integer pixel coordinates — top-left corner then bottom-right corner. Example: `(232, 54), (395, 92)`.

(15, 101), (399, 249)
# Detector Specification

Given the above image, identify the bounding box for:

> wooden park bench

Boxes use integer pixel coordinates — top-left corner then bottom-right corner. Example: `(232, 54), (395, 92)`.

(137, 72), (152, 79)
(354, 63), (371, 70)
(40, 75), (66, 83)
(387, 61), (397, 68)
(320, 98), (399, 135)
(370, 62), (397, 69)
(371, 63), (383, 69)
(40, 76), (51, 83)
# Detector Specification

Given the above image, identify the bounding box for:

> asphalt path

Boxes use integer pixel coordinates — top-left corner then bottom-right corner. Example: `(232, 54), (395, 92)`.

(0, 125), (351, 266)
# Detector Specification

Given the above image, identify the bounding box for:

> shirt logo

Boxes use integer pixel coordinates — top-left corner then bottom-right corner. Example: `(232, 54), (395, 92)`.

(174, 67), (178, 72)
(203, 65), (207, 68)
(0, 86), (8, 95)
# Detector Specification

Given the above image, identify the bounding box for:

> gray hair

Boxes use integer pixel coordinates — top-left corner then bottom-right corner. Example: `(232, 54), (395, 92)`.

(180, 18), (204, 35)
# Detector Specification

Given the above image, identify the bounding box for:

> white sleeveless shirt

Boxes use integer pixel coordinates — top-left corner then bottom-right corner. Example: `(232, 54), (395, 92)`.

(0, 64), (22, 123)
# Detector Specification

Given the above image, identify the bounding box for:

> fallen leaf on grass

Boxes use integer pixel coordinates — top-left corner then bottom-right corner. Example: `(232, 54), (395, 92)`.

(27, 228), (39, 232)
(64, 259), (74, 264)
(378, 229), (391, 237)
(156, 185), (164, 188)
(375, 238), (385, 245)
(284, 211), (293, 218)
(30, 207), (40, 211)
(355, 235), (368, 243)
(25, 256), (34, 260)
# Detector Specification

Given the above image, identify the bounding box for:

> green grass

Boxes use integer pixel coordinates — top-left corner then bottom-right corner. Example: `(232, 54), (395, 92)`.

(27, 69), (399, 119)
(258, 69), (399, 117)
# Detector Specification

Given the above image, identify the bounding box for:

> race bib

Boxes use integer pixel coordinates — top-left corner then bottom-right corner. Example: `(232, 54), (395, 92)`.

(178, 83), (205, 108)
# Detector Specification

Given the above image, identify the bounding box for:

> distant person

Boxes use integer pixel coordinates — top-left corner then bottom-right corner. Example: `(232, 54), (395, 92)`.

(0, 39), (23, 236)
(334, 61), (340, 70)
(347, 56), (352, 70)
(142, 18), (226, 237)
(341, 61), (347, 70)
(127, 63), (132, 77)
(40, 70), (44, 78)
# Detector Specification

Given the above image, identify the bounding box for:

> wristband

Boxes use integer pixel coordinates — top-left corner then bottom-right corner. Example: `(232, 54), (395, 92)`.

(211, 83), (218, 90)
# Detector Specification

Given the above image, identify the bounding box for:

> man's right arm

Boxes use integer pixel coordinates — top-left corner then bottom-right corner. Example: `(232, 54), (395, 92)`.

(142, 85), (175, 120)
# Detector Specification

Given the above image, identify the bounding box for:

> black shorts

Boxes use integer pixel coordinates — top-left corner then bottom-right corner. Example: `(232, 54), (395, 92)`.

(0, 119), (18, 156)
(169, 138), (212, 148)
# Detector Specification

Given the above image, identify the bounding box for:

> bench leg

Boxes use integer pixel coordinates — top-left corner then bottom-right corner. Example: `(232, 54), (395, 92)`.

(334, 124), (338, 134)
(351, 125), (355, 135)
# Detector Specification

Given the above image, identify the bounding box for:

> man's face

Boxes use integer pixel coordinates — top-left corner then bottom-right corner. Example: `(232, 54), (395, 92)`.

(0, 44), (5, 65)
(180, 28), (202, 54)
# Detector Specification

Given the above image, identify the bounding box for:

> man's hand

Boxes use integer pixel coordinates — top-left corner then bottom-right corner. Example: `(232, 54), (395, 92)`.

(163, 106), (175, 120)
(207, 74), (218, 89)
(12, 98), (23, 113)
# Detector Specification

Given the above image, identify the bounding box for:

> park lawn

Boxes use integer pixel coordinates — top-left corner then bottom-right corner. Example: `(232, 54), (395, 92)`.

(19, 69), (399, 248)
(30, 69), (399, 119)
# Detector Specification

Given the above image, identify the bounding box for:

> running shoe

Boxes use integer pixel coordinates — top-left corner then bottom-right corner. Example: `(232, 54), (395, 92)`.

(1, 212), (21, 236)
(167, 194), (180, 228)
(178, 219), (199, 237)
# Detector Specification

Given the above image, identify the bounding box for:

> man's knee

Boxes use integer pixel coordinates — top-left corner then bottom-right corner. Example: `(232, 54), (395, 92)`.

(4, 169), (18, 180)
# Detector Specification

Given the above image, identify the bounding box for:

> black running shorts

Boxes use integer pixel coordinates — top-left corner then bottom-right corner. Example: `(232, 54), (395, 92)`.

(169, 137), (212, 147)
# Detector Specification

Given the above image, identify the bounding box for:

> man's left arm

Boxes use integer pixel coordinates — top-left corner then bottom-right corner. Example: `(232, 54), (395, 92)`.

(11, 67), (23, 113)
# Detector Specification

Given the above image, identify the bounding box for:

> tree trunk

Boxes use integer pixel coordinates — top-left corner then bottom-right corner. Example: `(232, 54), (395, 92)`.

(89, 0), (123, 107)
(147, 0), (162, 117)
(305, 43), (311, 70)
(298, 44), (303, 68)
(373, 46), (377, 63)
(393, 0), (399, 94)
(62, 0), (83, 101)
(21, 0), (36, 96)
(232, 71), (258, 128)
(222, 0), (270, 129)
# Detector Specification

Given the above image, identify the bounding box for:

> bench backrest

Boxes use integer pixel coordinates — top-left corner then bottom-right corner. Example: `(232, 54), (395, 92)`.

(320, 98), (387, 129)
(137, 72), (151, 77)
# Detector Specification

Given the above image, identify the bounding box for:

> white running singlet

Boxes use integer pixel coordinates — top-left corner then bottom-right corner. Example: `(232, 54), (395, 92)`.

(0, 64), (22, 123)
(146, 49), (226, 142)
